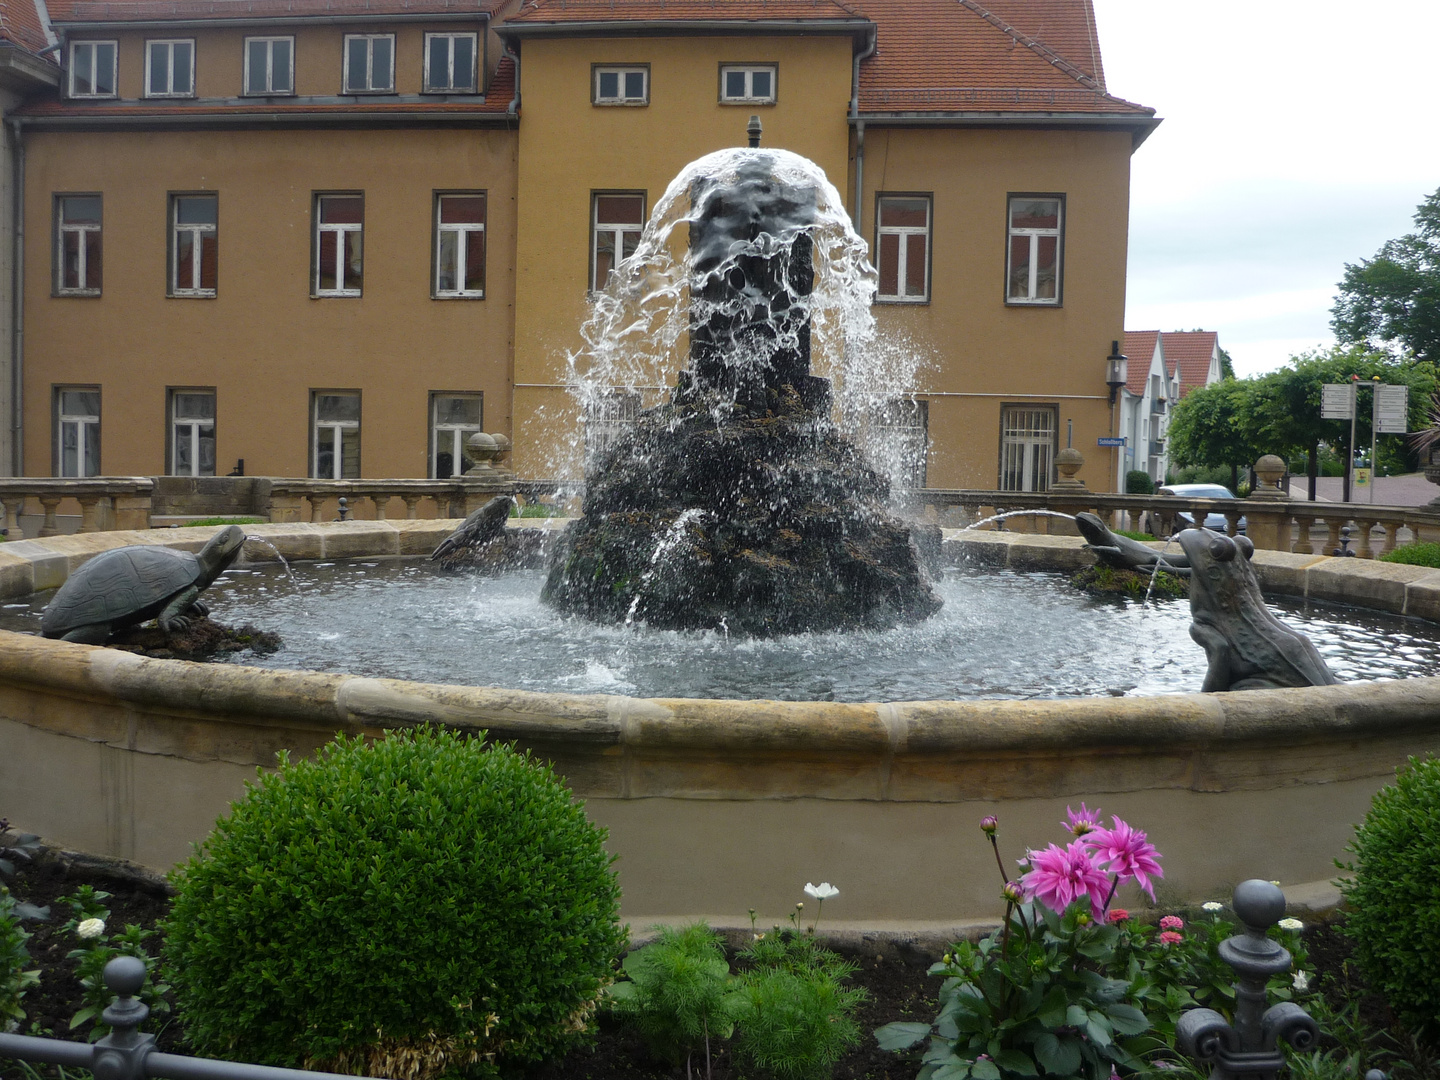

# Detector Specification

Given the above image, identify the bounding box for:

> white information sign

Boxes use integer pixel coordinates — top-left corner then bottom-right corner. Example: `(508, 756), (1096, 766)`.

(1321, 383), (1354, 419)
(1374, 384), (1410, 434)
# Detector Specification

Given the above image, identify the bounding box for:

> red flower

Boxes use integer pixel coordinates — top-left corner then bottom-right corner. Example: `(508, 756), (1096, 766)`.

(1158, 930), (1183, 945)
(1107, 908), (1130, 924)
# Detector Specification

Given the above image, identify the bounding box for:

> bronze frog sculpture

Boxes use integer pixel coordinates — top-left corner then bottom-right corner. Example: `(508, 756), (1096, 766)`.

(1177, 527), (1336, 692)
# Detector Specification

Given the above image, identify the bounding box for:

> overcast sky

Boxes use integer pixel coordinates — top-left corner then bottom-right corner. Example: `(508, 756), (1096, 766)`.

(1091, 1), (1440, 378)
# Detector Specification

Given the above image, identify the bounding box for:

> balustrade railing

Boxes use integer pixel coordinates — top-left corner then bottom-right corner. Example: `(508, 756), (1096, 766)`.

(899, 489), (1440, 559)
(0, 477), (154, 540)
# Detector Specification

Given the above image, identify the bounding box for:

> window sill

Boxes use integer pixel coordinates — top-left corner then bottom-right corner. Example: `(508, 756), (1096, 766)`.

(67, 93), (118, 101)
(433, 292), (485, 300)
(719, 98), (776, 106)
(54, 290), (102, 298)
(1005, 298), (1062, 308)
(312, 291), (363, 298)
(240, 90), (297, 98)
(875, 296), (930, 305)
(169, 291), (217, 299)
(343, 88), (398, 96)
(593, 99), (649, 106)
(143, 93), (197, 100)
(423, 87), (479, 96)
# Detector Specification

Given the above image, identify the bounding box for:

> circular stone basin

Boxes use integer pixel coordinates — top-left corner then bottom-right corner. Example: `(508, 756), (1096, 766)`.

(7, 559), (1440, 701)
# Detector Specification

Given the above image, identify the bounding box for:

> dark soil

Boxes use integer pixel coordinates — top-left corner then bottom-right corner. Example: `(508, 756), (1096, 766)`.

(1069, 565), (1188, 599)
(105, 618), (281, 661)
(2, 852), (1431, 1080)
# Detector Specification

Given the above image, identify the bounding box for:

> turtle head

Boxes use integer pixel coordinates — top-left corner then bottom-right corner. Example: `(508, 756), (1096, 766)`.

(198, 525), (247, 582)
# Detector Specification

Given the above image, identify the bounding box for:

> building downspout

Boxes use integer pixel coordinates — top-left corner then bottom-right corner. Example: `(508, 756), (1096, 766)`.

(9, 118), (23, 476)
(503, 40), (520, 116)
(849, 27), (875, 234)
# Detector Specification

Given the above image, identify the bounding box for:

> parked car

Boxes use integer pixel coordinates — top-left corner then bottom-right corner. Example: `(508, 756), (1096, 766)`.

(1146, 483), (1247, 535)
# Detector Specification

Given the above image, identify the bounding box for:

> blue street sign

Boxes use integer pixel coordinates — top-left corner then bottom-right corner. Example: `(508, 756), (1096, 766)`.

(1096, 437), (1126, 447)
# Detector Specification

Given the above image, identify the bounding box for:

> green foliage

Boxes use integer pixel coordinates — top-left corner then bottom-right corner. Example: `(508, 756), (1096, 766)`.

(1339, 755), (1440, 1044)
(60, 886), (170, 1040)
(733, 930), (867, 1080)
(1167, 464), (1236, 488)
(510, 502), (561, 518)
(1332, 186), (1440, 364)
(0, 821), (49, 923)
(1111, 528), (1156, 542)
(876, 902), (1154, 1080)
(1167, 379), (1260, 476)
(1124, 471), (1155, 495)
(0, 889), (40, 1033)
(180, 517), (266, 526)
(164, 727), (625, 1077)
(1069, 565), (1186, 599)
(607, 924), (744, 1071)
(1380, 542), (1440, 568)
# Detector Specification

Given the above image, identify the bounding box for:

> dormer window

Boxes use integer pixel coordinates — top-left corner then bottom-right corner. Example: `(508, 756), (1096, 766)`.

(146, 39), (195, 97)
(344, 34), (395, 93)
(68, 41), (117, 98)
(244, 36), (294, 95)
(425, 32), (477, 93)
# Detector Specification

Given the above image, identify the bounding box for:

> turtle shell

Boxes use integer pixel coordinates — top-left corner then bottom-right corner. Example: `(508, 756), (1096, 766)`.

(41, 545), (201, 638)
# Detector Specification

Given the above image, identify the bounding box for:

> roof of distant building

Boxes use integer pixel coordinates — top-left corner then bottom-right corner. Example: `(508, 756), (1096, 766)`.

(1162, 330), (1220, 397)
(47, 0), (507, 26)
(0, 0), (55, 59)
(1122, 329), (1160, 396)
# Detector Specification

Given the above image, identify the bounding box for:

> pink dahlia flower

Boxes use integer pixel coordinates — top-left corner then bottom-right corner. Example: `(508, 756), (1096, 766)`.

(1018, 839), (1112, 919)
(1158, 931), (1183, 945)
(1084, 816), (1164, 901)
(1106, 908), (1130, 924)
(1064, 802), (1102, 836)
(1159, 915), (1184, 931)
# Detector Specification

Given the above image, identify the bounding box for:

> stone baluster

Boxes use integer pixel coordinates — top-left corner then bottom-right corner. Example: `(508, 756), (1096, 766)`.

(1126, 507), (1142, 533)
(76, 495), (102, 533)
(371, 493), (392, 521)
(1381, 521), (1400, 557)
(401, 494), (423, 520)
(1353, 518), (1379, 559)
(1325, 518), (1343, 555)
(37, 495), (62, 537)
(2, 497), (25, 540)
(1223, 510), (1242, 537)
(306, 493), (327, 523)
(1292, 515), (1315, 555)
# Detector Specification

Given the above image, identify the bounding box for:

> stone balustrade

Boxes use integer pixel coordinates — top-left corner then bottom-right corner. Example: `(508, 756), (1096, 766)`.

(266, 476), (519, 523)
(0, 478), (154, 539)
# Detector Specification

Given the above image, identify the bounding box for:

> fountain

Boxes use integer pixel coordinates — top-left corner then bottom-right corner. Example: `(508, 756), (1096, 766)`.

(541, 147), (940, 635)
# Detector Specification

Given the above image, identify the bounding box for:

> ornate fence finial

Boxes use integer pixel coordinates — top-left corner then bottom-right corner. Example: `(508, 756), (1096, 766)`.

(1176, 879), (1319, 1080)
(91, 956), (156, 1080)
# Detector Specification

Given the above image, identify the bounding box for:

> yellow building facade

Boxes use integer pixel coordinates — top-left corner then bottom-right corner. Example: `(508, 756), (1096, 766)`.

(8, 0), (1156, 493)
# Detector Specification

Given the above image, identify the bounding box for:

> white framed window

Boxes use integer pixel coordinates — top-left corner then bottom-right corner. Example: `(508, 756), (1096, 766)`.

(875, 194), (930, 303)
(169, 390), (216, 477)
(593, 65), (647, 105)
(56, 388), (101, 478)
(434, 193), (485, 298)
(591, 192), (644, 292)
(312, 391), (360, 479)
(873, 398), (928, 489)
(999, 405), (1056, 492)
(425, 32), (477, 93)
(68, 41), (117, 98)
(244, 36), (294, 95)
(170, 194), (217, 297)
(146, 39), (195, 97)
(431, 392), (483, 478)
(1006, 195), (1063, 305)
(314, 194), (363, 297)
(719, 64), (775, 103)
(55, 195), (102, 296)
(343, 34), (394, 93)
(585, 390), (641, 462)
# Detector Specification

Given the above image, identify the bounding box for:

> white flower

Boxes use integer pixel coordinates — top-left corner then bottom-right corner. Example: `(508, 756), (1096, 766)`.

(804, 882), (839, 900)
(1202, 902), (1223, 913)
(76, 918), (105, 940)
(1292, 970), (1310, 992)
(1278, 917), (1304, 932)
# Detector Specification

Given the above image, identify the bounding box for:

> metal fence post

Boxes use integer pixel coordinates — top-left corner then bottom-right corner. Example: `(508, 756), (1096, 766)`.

(91, 956), (156, 1080)
(1176, 879), (1320, 1080)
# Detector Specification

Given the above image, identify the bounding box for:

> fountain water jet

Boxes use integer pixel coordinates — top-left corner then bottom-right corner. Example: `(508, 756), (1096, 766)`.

(543, 147), (940, 635)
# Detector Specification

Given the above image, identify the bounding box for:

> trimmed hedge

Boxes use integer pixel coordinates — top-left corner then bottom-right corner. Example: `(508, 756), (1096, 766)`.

(164, 727), (624, 1078)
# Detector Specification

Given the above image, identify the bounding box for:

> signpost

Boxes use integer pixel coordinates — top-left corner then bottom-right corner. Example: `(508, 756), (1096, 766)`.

(1097, 437), (1126, 447)
(1320, 382), (1410, 503)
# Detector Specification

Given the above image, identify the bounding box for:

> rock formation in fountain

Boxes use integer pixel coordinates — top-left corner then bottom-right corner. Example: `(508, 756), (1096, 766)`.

(542, 149), (941, 635)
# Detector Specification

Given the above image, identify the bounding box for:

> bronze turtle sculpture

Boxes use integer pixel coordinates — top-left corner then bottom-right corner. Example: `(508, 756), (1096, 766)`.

(41, 525), (247, 644)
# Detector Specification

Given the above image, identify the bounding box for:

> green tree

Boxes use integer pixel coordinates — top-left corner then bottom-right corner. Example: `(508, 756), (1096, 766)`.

(1332, 187), (1440, 362)
(1166, 378), (1259, 492)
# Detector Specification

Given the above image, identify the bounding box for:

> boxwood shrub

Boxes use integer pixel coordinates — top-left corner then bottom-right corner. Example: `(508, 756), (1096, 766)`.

(1339, 754), (1440, 1043)
(164, 727), (624, 1078)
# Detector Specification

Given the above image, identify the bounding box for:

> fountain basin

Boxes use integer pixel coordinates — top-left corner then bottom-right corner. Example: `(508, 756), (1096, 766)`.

(2, 521), (1439, 932)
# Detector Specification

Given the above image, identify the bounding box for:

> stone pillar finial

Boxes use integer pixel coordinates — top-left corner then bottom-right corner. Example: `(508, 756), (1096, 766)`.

(1249, 454), (1290, 501)
(1051, 447), (1086, 491)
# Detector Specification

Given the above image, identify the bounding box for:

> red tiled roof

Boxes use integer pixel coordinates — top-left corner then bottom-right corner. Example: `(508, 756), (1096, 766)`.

(1161, 330), (1219, 398)
(1122, 329), (1159, 396)
(853, 0), (1151, 116)
(48, 0), (505, 24)
(0, 0), (56, 56)
(505, 0), (862, 25)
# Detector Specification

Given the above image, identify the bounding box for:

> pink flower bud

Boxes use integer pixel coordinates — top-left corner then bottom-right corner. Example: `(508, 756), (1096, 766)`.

(980, 816), (998, 836)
